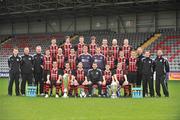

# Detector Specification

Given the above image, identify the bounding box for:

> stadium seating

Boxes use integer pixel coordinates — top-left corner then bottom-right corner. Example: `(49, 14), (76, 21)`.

(0, 30), (179, 76)
(72, 30), (153, 49)
(0, 33), (66, 74)
(146, 30), (180, 71)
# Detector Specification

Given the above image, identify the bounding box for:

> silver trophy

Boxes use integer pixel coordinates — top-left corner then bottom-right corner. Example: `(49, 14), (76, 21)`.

(111, 81), (118, 98)
(62, 74), (69, 98)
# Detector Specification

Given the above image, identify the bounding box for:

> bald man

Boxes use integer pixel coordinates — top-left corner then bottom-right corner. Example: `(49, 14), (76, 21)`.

(33, 46), (44, 95)
(154, 50), (169, 97)
(121, 39), (132, 60)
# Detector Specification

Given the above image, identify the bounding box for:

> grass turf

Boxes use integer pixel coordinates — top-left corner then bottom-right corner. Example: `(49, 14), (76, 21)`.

(0, 78), (180, 120)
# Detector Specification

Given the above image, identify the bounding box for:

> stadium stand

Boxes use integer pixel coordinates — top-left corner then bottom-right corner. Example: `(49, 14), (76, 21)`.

(146, 30), (180, 71)
(0, 30), (179, 77)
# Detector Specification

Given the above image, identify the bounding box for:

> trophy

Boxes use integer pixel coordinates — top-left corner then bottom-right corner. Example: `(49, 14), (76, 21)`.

(62, 74), (69, 98)
(111, 81), (118, 98)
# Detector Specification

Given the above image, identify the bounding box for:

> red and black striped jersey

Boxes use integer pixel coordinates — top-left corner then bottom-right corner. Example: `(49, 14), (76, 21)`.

(101, 45), (109, 58)
(121, 45), (132, 59)
(128, 57), (137, 72)
(64, 43), (72, 58)
(56, 54), (64, 69)
(117, 57), (127, 70)
(68, 54), (77, 70)
(76, 69), (85, 81)
(49, 68), (59, 81)
(103, 70), (112, 83)
(43, 55), (52, 70)
(110, 45), (119, 59)
(64, 68), (72, 75)
(49, 44), (58, 59)
(64, 68), (76, 76)
(106, 56), (115, 70)
(89, 43), (97, 56)
(113, 69), (125, 81)
(77, 43), (85, 56)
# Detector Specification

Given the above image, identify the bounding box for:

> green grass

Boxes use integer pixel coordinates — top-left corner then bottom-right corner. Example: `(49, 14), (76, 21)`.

(0, 78), (180, 120)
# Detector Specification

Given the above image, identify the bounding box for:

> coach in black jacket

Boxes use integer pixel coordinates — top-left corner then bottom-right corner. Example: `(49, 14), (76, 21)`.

(154, 50), (169, 97)
(20, 47), (34, 96)
(141, 50), (154, 97)
(33, 46), (44, 95)
(136, 47), (144, 87)
(87, 62), (103, 96)
(8, 48), (21, 96)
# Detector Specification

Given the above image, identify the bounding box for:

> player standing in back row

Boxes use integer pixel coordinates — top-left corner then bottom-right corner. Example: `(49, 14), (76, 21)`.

(121, 39), (132, 60)
(49, 38), (58, 61)
(89, 36), (97, 56)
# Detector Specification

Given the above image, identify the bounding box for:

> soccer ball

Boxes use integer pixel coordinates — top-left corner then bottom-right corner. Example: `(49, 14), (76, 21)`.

(80, 91), (86, 98)
(62, 88), (68, 98)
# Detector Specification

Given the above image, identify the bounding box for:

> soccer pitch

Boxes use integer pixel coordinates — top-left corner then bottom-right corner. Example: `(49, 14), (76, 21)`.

(0, 78), (180, 120)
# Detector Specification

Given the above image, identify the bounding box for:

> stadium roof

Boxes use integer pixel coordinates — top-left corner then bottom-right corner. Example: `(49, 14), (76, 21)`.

(0, 0), (179, 21)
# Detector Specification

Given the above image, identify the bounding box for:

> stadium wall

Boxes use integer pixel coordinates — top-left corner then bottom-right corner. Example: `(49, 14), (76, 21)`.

(0, 11), (179, 35)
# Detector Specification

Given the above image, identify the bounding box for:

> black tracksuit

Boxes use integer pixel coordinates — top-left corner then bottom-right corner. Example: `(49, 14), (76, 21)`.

(33, 53), (44, 94)
(154, 56), (169, 97)
(136, 54), (144, 86)
(87, 68), (103, 95)
(20, 54), (34, 95)
(8, 55), (21, 96)
(142, 57), (154, 97)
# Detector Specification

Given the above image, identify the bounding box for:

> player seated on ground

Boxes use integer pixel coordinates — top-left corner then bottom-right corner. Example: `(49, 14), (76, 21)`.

(45, 61), (63, 98)
(112, 63), (129, 97)
(102, 64), (112, 97)
(63, 62), (78, 97)
(87, 62), (103, 97)
(75, 62), (89, 97)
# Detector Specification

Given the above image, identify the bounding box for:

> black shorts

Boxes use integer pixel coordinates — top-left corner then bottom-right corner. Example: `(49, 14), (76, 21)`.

(106, 81), (112, 86)
(118, 80), (125, 86)
(77, 80), (84, 85)
(127, 71), (137, 84)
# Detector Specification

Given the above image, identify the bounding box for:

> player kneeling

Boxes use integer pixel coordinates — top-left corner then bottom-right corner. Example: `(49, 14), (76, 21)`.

(112, 63), (129, 97)
(75, 62), (89, 97)
(102, 64), (112, 97)
(45, 61), (63, 98)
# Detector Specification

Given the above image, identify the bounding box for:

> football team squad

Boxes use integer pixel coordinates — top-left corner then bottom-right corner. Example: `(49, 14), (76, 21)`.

(8, 35), (170, 98)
